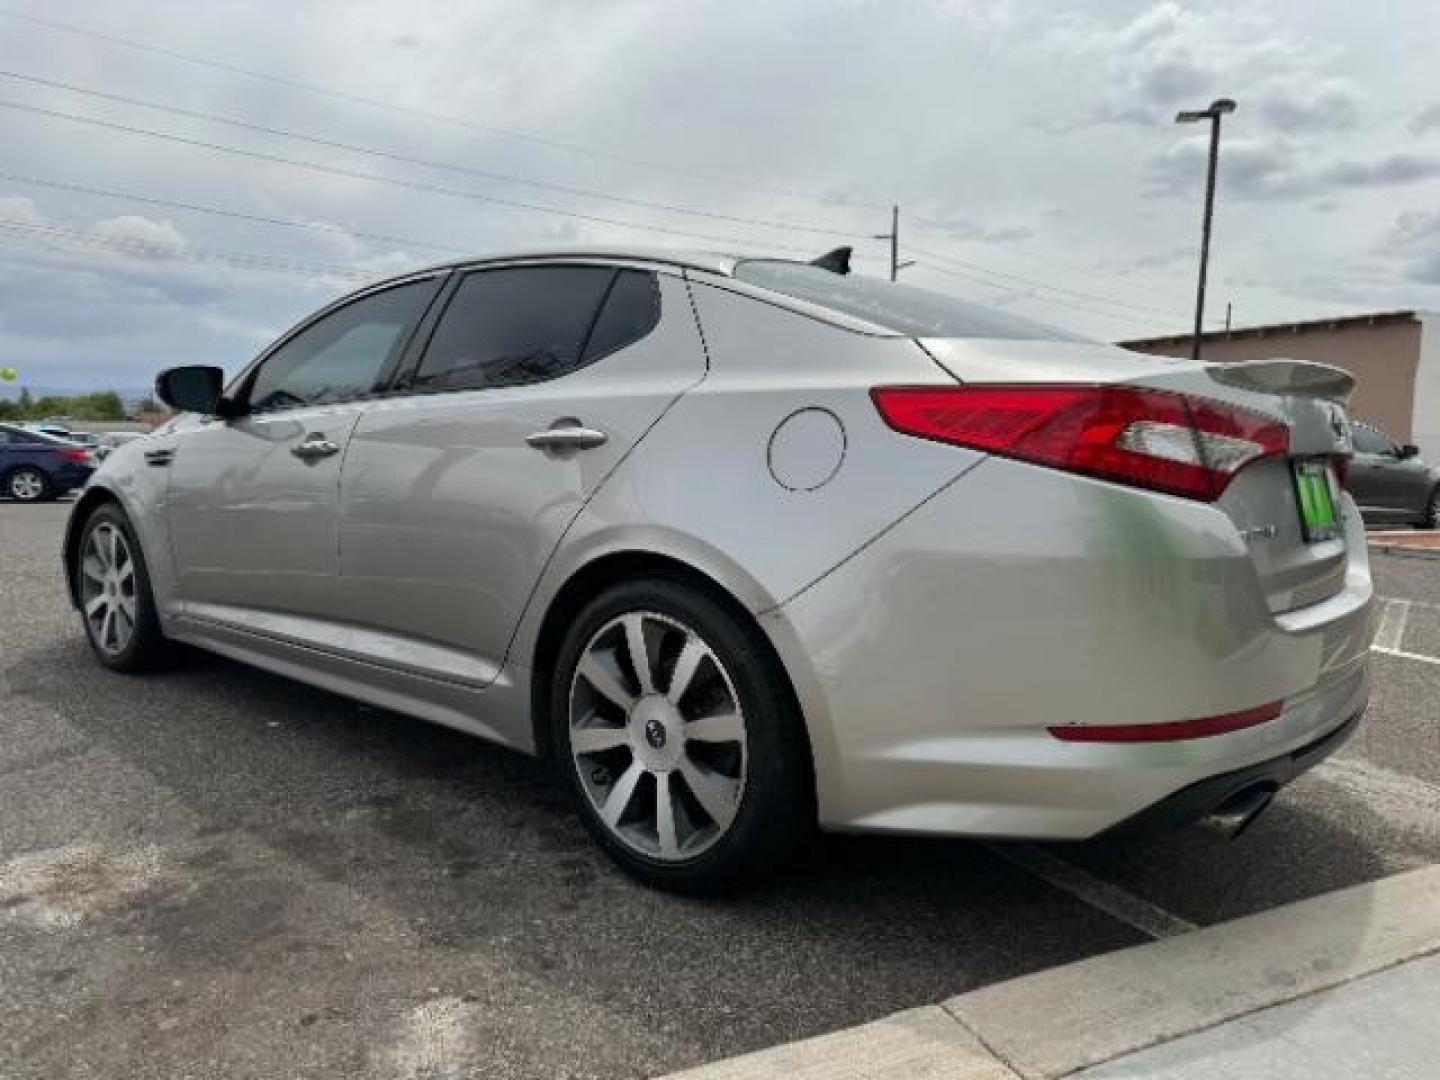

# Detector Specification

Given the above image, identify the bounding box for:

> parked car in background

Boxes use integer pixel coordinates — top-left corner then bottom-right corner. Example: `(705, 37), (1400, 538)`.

(1348, 421), (1439, 528)
(20, 422), (99, 449)
(0, 422), (97, 501)
(63, 249), (1372, 890)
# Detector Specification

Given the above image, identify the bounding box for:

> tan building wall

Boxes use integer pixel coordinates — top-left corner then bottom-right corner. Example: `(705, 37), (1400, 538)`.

(1124, 317), (1422, 441)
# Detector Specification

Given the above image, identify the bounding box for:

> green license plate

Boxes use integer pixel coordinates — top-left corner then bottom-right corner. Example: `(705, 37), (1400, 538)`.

(1293, 461), (1340, 543)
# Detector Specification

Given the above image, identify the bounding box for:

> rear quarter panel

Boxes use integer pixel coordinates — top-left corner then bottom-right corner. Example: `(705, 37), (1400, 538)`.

(509, 279), (988, 737)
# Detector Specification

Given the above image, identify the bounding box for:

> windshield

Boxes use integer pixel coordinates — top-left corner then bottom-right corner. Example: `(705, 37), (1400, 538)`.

(733, 260), (1090, 342)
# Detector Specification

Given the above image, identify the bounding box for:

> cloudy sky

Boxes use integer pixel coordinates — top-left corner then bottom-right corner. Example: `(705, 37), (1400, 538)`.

(1, 0), (1437, 392)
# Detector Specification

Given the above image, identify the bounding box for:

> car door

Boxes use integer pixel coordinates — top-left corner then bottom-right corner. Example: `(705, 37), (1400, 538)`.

(1348, 423), (1412, 521)
(166, 276), (442, 626)
(337, 264), (705, 691)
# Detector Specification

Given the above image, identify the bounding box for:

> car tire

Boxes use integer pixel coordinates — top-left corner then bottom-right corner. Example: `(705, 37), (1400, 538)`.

(549, 576), (814, 893)
(1425, 487), (1440, 530)
(74, 502), (171, 672)
(5, 466), (51, 502)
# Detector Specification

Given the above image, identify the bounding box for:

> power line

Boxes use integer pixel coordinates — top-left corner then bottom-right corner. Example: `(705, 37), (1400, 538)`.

(0, 215), (378, 280)
(904, 211), (1198, 305)
(911, 260), (1159, 328)
(0, 97), (830, 255)
(908, 243), (1191, 322)
(0, 7), (891, 214)
(0, 170), (467, 254)
(0, 10), (1203, 319)
(0, 68), (864, 241)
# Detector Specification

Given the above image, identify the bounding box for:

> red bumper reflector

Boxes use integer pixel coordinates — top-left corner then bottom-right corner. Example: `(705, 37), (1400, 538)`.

(1048, 701), (1284, 743)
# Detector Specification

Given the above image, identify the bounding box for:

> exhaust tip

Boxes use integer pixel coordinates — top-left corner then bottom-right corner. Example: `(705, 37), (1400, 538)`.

(1201, 784), (1277, 840)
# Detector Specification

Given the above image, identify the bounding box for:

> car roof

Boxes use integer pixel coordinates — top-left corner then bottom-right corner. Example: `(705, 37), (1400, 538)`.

(2, 422), (64, 443)
(399, 246), (746, 281)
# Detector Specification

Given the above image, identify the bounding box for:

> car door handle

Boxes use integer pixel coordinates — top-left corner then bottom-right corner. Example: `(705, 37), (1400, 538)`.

(525, 425), (608, 452)
(291, 434), (341, 460)
(143, 448), (174, 467)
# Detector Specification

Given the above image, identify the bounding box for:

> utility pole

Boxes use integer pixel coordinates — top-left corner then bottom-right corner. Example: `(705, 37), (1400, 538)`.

(1175, 99), (1236, 362)
(1225, 301), (1233, 332)
(873, 205), (915, 281)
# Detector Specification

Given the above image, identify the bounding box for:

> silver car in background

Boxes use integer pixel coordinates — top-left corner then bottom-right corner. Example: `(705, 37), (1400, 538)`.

(65, 248), (1374, 891)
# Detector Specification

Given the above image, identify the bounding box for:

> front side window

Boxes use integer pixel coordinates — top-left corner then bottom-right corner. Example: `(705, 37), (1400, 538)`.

(246, 280), (435, 413)
(412, 266), (658, 392)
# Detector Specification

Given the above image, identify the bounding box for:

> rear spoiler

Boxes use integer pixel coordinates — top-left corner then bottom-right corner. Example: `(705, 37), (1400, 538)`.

(1207, 359), (1355, 404)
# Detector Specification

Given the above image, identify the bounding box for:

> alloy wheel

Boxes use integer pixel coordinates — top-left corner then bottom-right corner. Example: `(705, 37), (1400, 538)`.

(79, 522), (138, 656)
(9, 469), (44, 501)
(568, 611), (748, 862)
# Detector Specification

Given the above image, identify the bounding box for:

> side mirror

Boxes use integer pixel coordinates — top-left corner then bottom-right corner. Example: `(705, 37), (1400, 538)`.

(155, 365), (228, 415)
(1399, 443), (1420, 459)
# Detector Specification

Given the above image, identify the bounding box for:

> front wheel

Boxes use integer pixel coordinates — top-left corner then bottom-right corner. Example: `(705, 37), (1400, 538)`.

(74, 503), (171, 672)
(550, 577), (813, 892)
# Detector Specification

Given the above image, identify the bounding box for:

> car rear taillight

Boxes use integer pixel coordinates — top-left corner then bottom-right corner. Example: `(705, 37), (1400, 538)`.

(59, 448), (94, 465)
(871, 385), (1290, 501)
(1048, 701), (1283, 742)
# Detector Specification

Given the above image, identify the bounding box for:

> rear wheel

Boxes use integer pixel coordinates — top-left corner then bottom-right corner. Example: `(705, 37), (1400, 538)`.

(550, 577), (813, 892)
(75, 503), (170, 672)
(5, 466), (50, 502)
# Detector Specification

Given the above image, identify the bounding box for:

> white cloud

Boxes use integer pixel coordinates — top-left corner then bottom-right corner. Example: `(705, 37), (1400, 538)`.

(0, 0), (1437, 386)
(91, 215), (187, 250)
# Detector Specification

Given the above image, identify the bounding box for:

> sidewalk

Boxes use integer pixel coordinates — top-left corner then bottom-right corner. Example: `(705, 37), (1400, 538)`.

(1369, 530), (1440, 559)
(663, 865), (1440, 1079)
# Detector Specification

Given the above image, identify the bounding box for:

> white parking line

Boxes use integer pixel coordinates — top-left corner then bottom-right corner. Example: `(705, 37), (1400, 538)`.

(1372, 646), (1440, 667)
(1372, 599), (1411, 652)
(987, 842), (1198, 940)
(1316, 757), (1440, 826)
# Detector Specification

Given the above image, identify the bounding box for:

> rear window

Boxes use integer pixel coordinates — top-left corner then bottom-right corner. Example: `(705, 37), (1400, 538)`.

(733, 260), (1089, 342)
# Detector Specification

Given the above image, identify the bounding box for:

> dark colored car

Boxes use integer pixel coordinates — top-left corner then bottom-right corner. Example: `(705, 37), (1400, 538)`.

(1348, 421), (1440, 528)
(0, 422), (97, 502)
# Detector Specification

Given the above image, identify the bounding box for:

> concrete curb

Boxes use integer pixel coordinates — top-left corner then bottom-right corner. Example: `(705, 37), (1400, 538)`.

(659, 865), (1440, 1080)
(1369, 543), (1440, 561)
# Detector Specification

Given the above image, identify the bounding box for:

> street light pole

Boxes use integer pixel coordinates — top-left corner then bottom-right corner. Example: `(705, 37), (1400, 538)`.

(1175, 98), (1236, 363)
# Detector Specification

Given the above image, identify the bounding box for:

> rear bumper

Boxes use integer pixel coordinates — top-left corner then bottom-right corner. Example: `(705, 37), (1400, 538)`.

(1099, 706), (1362, 840)
(766, 454), (1376, 839)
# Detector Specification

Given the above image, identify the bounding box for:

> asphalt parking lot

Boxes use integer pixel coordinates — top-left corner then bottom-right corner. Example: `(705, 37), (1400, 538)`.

(3, 500), (1438, 1080)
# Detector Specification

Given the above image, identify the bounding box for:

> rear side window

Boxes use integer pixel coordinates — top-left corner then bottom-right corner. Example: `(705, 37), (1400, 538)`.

(582, 270), (660, 363)
(733, 259), (1088, 342)
(412, 266), (659, 391)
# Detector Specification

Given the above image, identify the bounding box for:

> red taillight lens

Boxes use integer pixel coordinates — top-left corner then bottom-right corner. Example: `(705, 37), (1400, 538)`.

(872, 385), (1290, 501)
(59, 448), (94, 464)
(1048, 701), (1283, 743)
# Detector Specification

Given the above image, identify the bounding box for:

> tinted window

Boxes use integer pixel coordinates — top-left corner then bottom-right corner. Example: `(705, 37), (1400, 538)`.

(247, 280), (434, 412)
(1351, 423), (1395, 455)
(0, 427), (13, 445)
(583, 270), (660, 362)
(413, 266), (624, 391)
(733, 260), (1089, 342)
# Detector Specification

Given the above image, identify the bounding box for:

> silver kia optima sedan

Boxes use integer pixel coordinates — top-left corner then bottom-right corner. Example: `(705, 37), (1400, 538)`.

(65, 248), (1374, 891)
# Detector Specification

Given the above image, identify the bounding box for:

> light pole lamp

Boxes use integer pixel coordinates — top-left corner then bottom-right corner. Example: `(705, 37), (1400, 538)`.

(1175, 98), (1236, 362)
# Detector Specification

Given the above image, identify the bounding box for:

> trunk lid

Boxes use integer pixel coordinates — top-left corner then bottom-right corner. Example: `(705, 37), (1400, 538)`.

(919, 339), (1355, 613)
